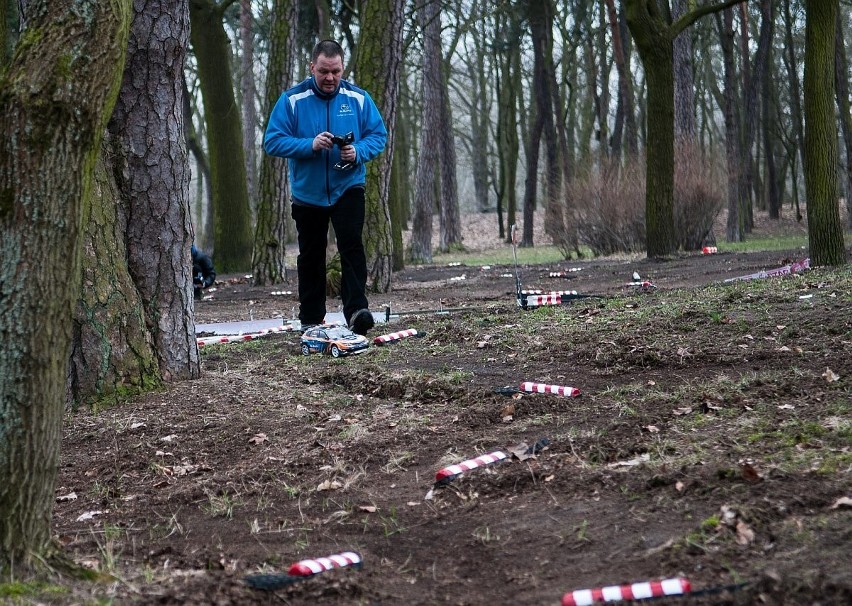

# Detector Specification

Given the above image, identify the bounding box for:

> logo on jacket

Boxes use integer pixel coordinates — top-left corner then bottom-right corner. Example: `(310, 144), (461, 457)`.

(338, 103), (353, 116)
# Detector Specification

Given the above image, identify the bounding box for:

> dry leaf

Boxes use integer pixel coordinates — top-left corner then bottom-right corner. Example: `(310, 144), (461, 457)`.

(777, 346), (791, 352)
(741, 462), (761, 483)
(248, 433), (268, 445)
(822, 367), (840, 383)
(130, 422), (146, 430)
(160, 434), (178, 442)
(647, 380), (656, 386)
(645, 425), (660, 433)
(316, 479), (343, 492)
(777, 404), (795, 410)
(830, 496), (852, 509)
(735, 520), (755, 545)
(675, 481), (684, 492)
(76, 510), (106, 522)
(56, 492), (78, 502)
(358, 505), (377, 513)
(673, 407), (693, 416)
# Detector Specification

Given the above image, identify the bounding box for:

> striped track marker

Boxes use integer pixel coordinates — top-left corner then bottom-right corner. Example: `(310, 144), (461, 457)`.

(702, 246), (718, 254)
(562, 578), (691, 606)
(197, 325), (292, 347)
(435, 450), (508, 484)
(525, 294), (562, 307)
(520, 382), (581, 397)
(522, 290), (579, 296)
(373, 328), (420, 345)
(288, 551), (362, 577)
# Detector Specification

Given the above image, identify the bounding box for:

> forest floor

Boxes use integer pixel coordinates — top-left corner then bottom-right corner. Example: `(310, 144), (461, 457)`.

(37, 211), (852, 605)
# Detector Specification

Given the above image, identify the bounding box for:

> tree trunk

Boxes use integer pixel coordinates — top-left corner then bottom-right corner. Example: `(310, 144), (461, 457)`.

(625, 0), (743, 257)
(496, 8), (521, 244)
(68, 149), (160, 408)
(804, 0), (847, 266)
(108, 0), (199, 383)
(672, 0), (696, 143)
(834, 15), (852, 230)
(438, 43), (462, 253)
(354, 0), (403, 291)
(189, 0), (254, 272)
(409, 0), (442, 263)
(604, 0), (638, 156)
(762, 2), (780, 220)
(252, 0), (296, 286)
(0, 0), (131, 571)
(719, 9), (743, 242)
(240, 0), (257, 209)
(783, 0), (805, 220)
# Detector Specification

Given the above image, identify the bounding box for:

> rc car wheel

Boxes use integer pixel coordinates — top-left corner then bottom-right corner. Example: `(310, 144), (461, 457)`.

(301, 343), (310, 356)
(331, 345), (341, 358)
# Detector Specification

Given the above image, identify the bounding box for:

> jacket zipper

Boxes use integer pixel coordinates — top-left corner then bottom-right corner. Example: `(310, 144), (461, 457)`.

(325, 100), (331, 205)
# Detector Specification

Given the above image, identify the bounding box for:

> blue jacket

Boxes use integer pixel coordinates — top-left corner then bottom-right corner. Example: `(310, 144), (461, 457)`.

(264, 76), (388, 207)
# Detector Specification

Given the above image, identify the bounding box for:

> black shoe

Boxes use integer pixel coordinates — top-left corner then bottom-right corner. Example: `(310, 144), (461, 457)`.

(349, 309), (375, 336)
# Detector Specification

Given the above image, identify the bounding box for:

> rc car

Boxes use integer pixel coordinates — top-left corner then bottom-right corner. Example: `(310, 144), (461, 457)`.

(300, 324), (369, 358)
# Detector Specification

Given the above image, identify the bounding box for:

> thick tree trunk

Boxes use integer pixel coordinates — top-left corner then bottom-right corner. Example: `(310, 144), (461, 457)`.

(762, 5), (781, 220)
(109, 0), (199, 383)
(804, 0), (846, 266)
(253, 0), (296, 286)
(189, 0), (254, 272)
(0, 0), (131, 571)
(354, 0), (403, 291)
(68, 150), (159, 408)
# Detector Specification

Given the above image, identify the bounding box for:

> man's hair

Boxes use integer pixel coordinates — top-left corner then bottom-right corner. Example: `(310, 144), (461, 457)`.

(311, 39), (344, 63)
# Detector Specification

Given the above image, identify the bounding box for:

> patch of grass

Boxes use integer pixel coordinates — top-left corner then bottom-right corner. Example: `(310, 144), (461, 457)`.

(719, 234), (808, 253)
(431, 245), (567, 267)
(0, 581), (67, 599)
(202, 491), (241, 519)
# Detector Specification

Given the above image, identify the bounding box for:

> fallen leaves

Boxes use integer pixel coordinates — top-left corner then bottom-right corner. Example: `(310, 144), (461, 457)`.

(822, 367), (840, 383)
(830, 496), (852, 510)
(248, 433), (268, 445)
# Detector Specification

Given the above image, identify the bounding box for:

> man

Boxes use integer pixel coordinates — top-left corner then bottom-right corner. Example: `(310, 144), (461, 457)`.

(191, 244), (216, 300)
(264, 39), (387, 335)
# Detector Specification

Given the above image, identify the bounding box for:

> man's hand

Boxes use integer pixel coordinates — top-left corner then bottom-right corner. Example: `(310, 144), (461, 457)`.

(340, 144), (356, 163)
(312, 132), (333, 151)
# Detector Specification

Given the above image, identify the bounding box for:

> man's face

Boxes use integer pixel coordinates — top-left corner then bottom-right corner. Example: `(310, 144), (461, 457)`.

(310, 54), (343, 94)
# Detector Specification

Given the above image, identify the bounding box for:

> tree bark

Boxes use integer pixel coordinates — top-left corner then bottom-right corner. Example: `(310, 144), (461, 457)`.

(0, 0), (131, 570)
(108, 0), (199, 383)
(604, 0), (637, 157)
(409, 0), (442, 263)
(672, 0), (696, 143)
(354, 0), (403, 291)
(240, 0), (257, 208)
(718, 8), (743, 242)
(438, 38), (462, 253)
(252, 0), (296, 286)
(189, 0), (254, 272)
(495, 8), (521, 243)
(834, 15), (852, 230)
(804, 0), (847, 266)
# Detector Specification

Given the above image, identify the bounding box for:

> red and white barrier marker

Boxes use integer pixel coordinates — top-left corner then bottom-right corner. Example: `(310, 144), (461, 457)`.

(373, 328), (419, 345)
(562, 578), (691, 606)
(287, 551), (362, 577)
(435, 450), (508, 483)
(520, 382), (581, 397)
(702, 246), (718, 254)
(525, 294), (562, 307)
(724, 257), (810, 283)
(197, 325), (293, 347)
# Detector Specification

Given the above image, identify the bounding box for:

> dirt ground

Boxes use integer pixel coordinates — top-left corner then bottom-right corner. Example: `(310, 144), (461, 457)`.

(50, 214), (851, 605)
